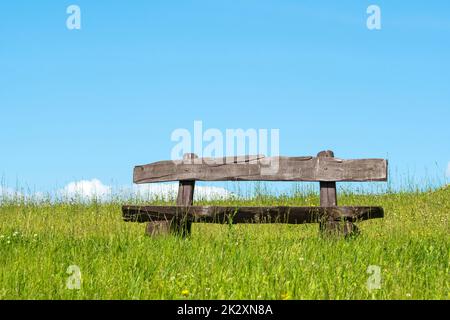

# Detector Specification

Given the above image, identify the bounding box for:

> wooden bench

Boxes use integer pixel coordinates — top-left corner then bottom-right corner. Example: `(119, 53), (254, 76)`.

(122, 150), (387, 237)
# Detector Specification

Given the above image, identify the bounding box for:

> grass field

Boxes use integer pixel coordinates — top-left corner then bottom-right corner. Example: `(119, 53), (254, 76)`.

(0, 186), (448, 300)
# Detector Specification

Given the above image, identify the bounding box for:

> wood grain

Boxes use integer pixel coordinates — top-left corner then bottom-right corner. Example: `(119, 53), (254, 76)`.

(123, 205), (384, 224)
(133, 155), (388, 184)
(173, 153), (197, 236)
(318, 151), (338, 207)
(146, 153), (198, 237)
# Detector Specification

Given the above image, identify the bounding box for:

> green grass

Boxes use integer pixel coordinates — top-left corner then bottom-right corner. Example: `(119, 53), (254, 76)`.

(0, 187), (449, 300)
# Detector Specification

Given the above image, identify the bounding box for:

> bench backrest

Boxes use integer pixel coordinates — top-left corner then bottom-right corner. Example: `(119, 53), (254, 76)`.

(133, 152), (388, 184)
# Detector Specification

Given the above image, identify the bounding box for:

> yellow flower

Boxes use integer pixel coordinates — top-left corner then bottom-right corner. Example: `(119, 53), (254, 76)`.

(281, 293), (290, 300)
(181, 289), (189, 297)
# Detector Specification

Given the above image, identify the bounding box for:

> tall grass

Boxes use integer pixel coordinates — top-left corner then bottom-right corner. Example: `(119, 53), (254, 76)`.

(0, 186), (448, 300)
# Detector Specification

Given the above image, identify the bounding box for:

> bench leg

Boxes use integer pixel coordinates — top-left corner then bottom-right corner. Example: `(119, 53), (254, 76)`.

(172, 153), (198, 237)
(145, 221), (171, 237)
(317, 150), (359, 238)
(145, 219), (192, 237)
(320, 219), (359, 237)
(171, 179), (195, 237)
(144, 154), (197, 238)
(170, 218), (192, 237)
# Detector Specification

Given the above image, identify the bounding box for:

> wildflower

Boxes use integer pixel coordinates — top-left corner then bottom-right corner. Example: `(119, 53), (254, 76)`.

(281, 293), (291, 300)
(406, 293), (412, 297)
(13, 231), (19, 237)
(181, 289), (189, 297)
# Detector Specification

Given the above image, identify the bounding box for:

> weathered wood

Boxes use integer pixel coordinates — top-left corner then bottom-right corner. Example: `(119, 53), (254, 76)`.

(318, 151), (339, 235)
(318, 151), (338, 207)
(317, 150), (358, 237)
(319, 220), (359, 237)
(128, 150), (387, 238)
(123, 205), (384, 224)
(173, 153), (197, 236)
(145, 220), (171, 237)
(145, 153), (197, 237)
(133, 155), (388, 184)
(181, 154), (265, 165)
(176, 180), (195, 206)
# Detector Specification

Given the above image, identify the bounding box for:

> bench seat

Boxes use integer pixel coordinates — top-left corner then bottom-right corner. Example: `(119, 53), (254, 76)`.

(123, 205), (384, 224)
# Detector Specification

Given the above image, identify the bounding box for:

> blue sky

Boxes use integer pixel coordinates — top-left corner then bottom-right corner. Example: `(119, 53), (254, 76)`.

(0, 1), (449, 195)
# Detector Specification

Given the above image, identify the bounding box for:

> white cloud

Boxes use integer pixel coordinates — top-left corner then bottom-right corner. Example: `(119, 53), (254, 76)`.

(195, 185), (234, 200)
(58, 179), (112, 201)
(0, 186), (19, 199)
(56, 179), (233, 202)
(130, 183), (234, 201)
(131, 183), (178, 200)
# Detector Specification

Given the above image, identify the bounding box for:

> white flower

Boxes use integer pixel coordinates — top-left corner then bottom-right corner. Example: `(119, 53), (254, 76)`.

(12, 231), (19, 237)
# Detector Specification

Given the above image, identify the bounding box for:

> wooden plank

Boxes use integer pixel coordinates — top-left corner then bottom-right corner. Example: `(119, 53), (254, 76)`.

(177, 181), (195, 206)
(318, 151), (338, 207)
(176, 154), (198, 207)
(146, 153), (198, 237)
(173, 153), (197, 236)
(145, 221), (170, 237)
(122, 205), (384, 224)
(185, 154), (266, 165)
(317, 150), (344, 235)
(133, 155), (388, 184)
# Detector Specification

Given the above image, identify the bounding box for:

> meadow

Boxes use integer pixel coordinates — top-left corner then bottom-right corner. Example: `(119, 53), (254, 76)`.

(0, 185), (448, 300)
